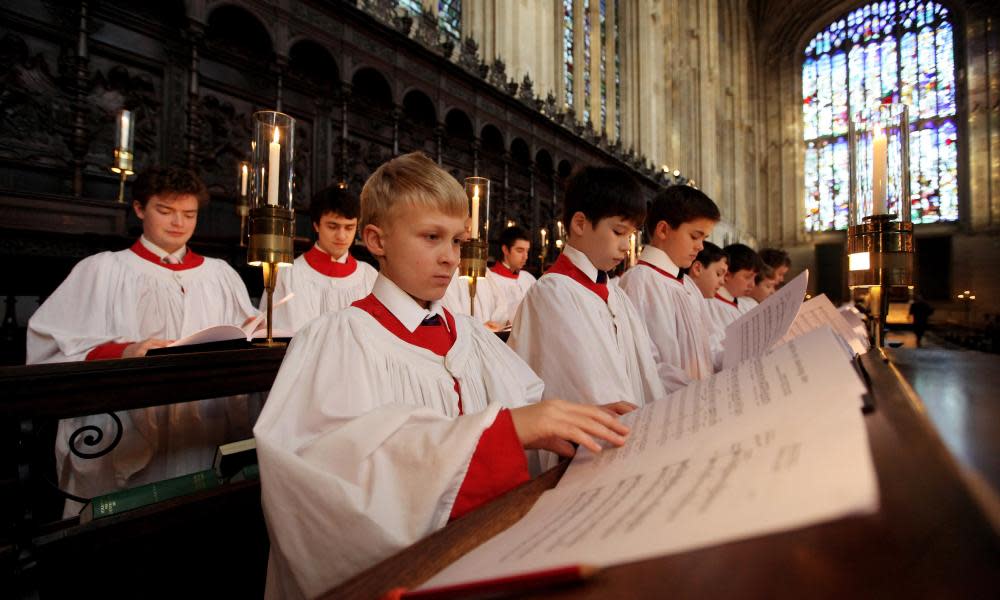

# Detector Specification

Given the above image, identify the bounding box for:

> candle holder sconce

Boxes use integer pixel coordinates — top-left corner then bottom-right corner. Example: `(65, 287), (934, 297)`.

(460, 177), (490, 317)
(248, 110), (295, 346)
(110, 109), (135, 203)
(846, 103), (914, 348)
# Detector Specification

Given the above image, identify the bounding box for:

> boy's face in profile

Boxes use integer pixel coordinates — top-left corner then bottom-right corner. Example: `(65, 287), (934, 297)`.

(314, 211), (358, 259)
(364, 204), (466, 308)
(659, 218), (716, 269)
(690, 257), (728, 299)
(724, 268), (757, 298)
(570, 213), (638, 272)
(502, 239), (531, 272)
(749, 277), (778, 303)
(133, 193), (199, 254)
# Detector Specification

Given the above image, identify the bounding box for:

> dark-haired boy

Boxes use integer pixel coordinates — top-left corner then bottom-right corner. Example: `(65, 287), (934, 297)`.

(509, 166), (665, 412)
(740, 263), (778, 313)
(687, 242), (728, 300)
(268, 186), (377, 332)
(27, 166), (259, 514)
(480, 225), (536, 326)
(620, 186), (720, 391)
(759, 247), (791, 285)
(706, 243), (761, 332)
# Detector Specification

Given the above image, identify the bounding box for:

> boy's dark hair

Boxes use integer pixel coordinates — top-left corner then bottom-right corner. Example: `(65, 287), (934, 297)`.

(500, 225), (530, 249)
(563, 166), (646, 228)
(694, 241), (727, 268)
(132, 166), (209, 208)
(755, 263), (776, 284)
(310, 186), (360, 225)
(723, 243), (762, 274)
(647, 185), (721, 233)
(759, 247), (791, 269)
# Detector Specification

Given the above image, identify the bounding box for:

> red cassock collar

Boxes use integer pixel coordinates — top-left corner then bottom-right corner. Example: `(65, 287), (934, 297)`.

(637, 260), (684, 284)
(714, 293), (739, 308)
(545, 253), (608, 303)
(129, 240), (204, 271)
(489, 262), (520, 280)
(304, 246), (359, 278)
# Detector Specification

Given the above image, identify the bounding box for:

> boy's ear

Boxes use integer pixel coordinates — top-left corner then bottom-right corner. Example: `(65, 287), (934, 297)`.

(653, 220), (672, 240)
(689, 261), (704, 276)
(312, 221), (320, 234)
(132, 200), (145, 221)
(362, 224), (386, 258)
(569, 211), (589, 236)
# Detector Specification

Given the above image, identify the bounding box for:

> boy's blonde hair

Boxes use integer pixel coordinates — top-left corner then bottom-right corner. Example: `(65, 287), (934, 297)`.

(360, 152), (467, 229)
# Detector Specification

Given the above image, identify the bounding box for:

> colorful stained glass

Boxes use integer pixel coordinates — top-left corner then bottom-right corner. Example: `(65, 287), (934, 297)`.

(564, 0), (573, 108)
(600, 0), (607, 131)
(614, 0), (621, 139)
(438, 0), (461, 40)
(583, 0), (591, 125)
(802, 1), (958, 230)
(399, 0), (423, 15)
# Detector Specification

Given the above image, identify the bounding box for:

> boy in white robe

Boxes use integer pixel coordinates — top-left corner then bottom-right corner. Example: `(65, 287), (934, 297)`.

(759, 247), (792, 286)
(479, 225), (536, 327)
(267, 185), (377, 332)
(253, 152), (634, 599)
(26, 166), (259, 514)
(740, 263), (778, 314)
(508, 166), (666, 409)
(619, 186), (720, 392)
(687, 242), (729, 370)
(706, 243), (760, 332)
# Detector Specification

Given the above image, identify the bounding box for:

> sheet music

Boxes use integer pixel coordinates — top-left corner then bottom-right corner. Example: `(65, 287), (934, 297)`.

(780, 294), (869, 356)
(721, 270), (809, 370)
(422, 327), (878, 589)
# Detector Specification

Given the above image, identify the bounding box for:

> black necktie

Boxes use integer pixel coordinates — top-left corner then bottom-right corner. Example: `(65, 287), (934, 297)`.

(421, 314), (442, 326)
(596, 271), (608, 284)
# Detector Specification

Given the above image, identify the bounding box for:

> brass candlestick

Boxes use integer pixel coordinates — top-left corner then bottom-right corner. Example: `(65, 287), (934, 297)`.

(110, 109), (135, 203)
(463, 177), (490, 317)
(247, 111), (296, 346)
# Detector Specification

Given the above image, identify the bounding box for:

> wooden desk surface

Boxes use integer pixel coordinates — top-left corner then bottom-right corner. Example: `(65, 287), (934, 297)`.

(327, 350), (1000, 599)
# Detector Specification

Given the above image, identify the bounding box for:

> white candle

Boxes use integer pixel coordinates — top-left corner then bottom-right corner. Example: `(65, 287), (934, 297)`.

(267, 127), (281, 206)
(540, 228), (547, 248)
(871, 129), (887, 215)
(119, 111), (131, 150)
(240, 164), (248, 196)
(470, 185), (480, 239)
(629, 232), (637, 266)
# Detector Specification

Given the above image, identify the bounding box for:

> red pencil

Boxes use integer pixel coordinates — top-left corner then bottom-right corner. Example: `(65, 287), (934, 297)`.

(394, 564), (600, 599)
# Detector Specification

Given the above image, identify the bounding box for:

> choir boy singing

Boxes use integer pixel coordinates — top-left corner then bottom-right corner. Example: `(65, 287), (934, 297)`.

(706, 243), (761, 332)
(508, 166), (666, 409)
(267, 185), (377, 332)
(253, 152), (633, 599)
(619, 186), (721, 391)
(27, 166), (260, 514)
(479, 225), (537, 327)
(739, 262), (779, 313)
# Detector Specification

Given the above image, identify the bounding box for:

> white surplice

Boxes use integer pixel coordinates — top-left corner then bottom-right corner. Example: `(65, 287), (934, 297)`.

(479, 264), (537, 325)
(619, 246), (715, 392)
(253, 274), (543, 599)
(26, 243), (260, 514)
(508, 244), (665, 410)
(265, 246), (377, 332)
(739, 296), (759, 314)
(706, 287), (743, 334)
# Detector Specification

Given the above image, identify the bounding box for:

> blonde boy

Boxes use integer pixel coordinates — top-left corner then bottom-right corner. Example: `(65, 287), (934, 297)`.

(253, 153), (632, 599)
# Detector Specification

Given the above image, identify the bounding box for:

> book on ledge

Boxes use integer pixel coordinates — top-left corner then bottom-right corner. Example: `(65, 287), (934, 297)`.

(145, 324), (293, 356)
(213, 438), (258, 480)
(80, 469), (220, 523)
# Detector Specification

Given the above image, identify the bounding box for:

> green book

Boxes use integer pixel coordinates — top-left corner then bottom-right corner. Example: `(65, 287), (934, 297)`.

(81, 469), (220, 522)
(229, 463), (260, 482)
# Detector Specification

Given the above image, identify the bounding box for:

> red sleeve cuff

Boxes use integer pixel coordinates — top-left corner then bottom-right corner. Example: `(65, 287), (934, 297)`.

(449, 409), (530, 521)
(85, 342), (130, 361)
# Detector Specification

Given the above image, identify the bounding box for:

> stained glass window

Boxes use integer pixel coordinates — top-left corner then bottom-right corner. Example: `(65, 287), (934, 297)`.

(802, 1), (958, 231)
(438, 1), (461, 40)
(599, 0), (607, 132)
(614, 0), (620, 140)
(399, 0), (423, 15)
(583, 0), (591, 125)
(564, 0), (573, 108)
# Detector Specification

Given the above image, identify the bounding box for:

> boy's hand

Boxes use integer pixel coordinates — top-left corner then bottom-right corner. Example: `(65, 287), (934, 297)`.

(598, 401), (638, 417)
(509, 399), (631, 458)
(122, 338), (172, 358)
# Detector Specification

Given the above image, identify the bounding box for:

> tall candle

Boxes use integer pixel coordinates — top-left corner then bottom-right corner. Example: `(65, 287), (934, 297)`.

(240, 164), (248, 196)
(267, 127), (281, 206)
(629, 232), (637, 266)
(119, 110), (131, 150)
(871, 128), (887, 215)
(540, 228), (547, 248)
(470, 185), (480, 239)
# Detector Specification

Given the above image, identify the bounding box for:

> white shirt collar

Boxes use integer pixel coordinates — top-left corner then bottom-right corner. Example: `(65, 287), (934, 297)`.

(562, 244), (602, 283)
(717, 286), (737, 302)
(314, 244), (348, 264)
(637, 245), (683, 278)
(140, 235), (186, 262)
(371, 274), (449, 333)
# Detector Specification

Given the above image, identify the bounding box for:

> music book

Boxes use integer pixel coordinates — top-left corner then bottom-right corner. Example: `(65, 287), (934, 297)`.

(421, 326), (879, 590)
(213, 438), (258, 480)
(721, 269), (809, 370)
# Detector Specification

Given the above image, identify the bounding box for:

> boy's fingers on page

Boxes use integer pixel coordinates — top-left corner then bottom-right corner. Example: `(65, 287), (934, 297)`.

(602, 401), (637, 415)
(572, 417), (627, 447)
(573, 405), (630, 436)
(562, 428), (602, 454)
